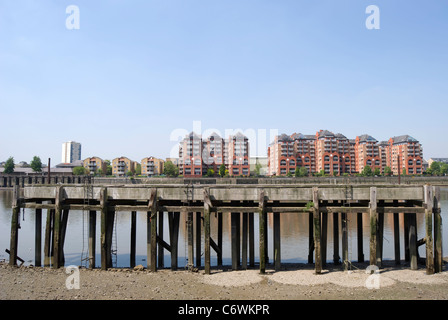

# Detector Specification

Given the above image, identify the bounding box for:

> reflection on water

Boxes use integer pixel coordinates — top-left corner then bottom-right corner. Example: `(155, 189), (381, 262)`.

(0, 188), (447, 268)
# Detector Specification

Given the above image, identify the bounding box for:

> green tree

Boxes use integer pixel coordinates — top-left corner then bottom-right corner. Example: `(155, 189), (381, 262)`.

(286, 171), (293, 177)
(295, 166), (308, 177)
(96, 168), (103, 176)
(206, 168), (215, 177)
(254, 161), (262, 176)
(402, 168), (407, 175)
(126, 170), (133, 177)
(218, 164), (226, 177)
(374, 167), (380, 176)
(430, 161), (441, 175)
(73, 166), (87, 175)
(4, 157), (15, 174)
(105, 160), (112, 176)
(362, 165), (373, 177)
(163, 161), (179, 177)
(440, 163), (448, 175)
(384, 166), (392, 176)
(30, 156), (42, 172)
(135, 163), (141, 176)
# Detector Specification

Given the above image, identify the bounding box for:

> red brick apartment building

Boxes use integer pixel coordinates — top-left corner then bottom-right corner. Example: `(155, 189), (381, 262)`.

(268, 130), (423, 176)
(178, 132), (250, 177)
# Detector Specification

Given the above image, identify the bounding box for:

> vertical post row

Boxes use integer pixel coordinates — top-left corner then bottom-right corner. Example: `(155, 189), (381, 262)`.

(313, 187), (321, 274)
(149, 188), (158, 272)
(425, 186), (434, 274)
(369, 187), (377, 267)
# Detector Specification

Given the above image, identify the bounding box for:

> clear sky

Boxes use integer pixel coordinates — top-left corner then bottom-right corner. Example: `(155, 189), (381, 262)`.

(1, 0), (447, 164)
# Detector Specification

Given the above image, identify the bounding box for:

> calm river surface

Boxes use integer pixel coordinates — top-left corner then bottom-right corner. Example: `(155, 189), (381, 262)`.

(1, 188), (447, 268)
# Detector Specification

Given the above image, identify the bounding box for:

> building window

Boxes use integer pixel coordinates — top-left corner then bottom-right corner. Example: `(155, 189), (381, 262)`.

(233, 168), (239, 175)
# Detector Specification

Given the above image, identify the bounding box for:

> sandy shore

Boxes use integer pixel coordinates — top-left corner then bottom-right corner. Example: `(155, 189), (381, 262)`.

(1, 261), (448, 301)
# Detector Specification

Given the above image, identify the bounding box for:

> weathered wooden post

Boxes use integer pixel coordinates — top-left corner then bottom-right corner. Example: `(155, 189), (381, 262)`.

(313, 187), (322, 274)
(409, 212), (418, 270)
(89, 210), (96, 269)
(217, 211), (223, 267)
(203, 188), (211, 275)
(35, 201), (42, 267)
(100, 187), (108, 270)
(376, 209), (384, 268)
(249, 212), (255, 267)
(425, 186), (434, 274)
(273, 211), (281, 271)
(308, 211), (314, 264)
(168, 212), (180, 271)
(53, 186), (63, 268)
(187, 211), (194, 270)
(259, 189), (266, 274)
(9, 185), (20, 266)
(393, 200), (400, 265)
(357, 212), (364, 263)
(341, 211), (348, 271)
(369, 187), (377, 267)
(130, 211), (137, 268)
(242, 212), (248, 270)
(195, 211), (201, 268)
(231, 212), (239, 270)
(321, 210), (327, 268)
(158, 211), (164, 269)
(148, 188), (158, 272)
(434, 186), (443, 273)
(333, 212), (340, 265)
(44, 206), (54, 267)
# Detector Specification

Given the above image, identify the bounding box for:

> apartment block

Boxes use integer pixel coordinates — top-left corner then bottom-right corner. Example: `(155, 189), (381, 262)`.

(267, 130), (424, 176)
(62, 141), (81, 164)
(141, 157), (164, 177)
(178, 131), (250, 177)
(83, 157), (107, 175)
(112, 157), (136, 176)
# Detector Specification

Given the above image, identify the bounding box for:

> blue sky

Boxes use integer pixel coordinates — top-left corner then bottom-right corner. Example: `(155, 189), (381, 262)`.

(0, 0), (447, 163)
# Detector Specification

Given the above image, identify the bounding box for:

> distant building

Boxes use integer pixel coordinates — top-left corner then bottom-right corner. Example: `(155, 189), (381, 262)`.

(112, 157), (136, 176)
(83, 157), (107, 175)
(178, 131), (250, 177)
(141, 157), (164, 177)
(62, 141), (81, 164)
(267, 130), (424, 176)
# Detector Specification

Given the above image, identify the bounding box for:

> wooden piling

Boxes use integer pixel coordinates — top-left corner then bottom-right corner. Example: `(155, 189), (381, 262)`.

(376, 210), (384, 268)
(53, 186), (63, 268)
(9, 185), (20, 266)
(158, 211), (164, 269)
(425, 186), (434, 274)
(106, 209), (115, 268)
(308, 211), (314, 264)
(259, 190), (266, 274)
(217, 211), (223, 267)
(273, 212), (281, 271)
(393, 200), (400, 265)
(341, 212), (348, 271)
(333, 212), (340, 265)
(35, 202), (42, 267)
(231, 212), (239, 270)
(434, 186), (443, 273)
(369, 187), (377, 266)
(187, 211), (194, 270)
(249, 212), (255, 267)
(100, 187), (108, 270)
(409, 212), (418, 270)
(404, 212), (410, 262)
(168, 212), (180, 271)
(130, 211), (136, 268)
(195, 212), (201, 268)
(321, 211), (327, 268)
(313, 187), (322, 274)
(357, 212), (364, 263)
(89, 210), (96, 269)
(148, 188), (158, 272)
(44, 207), (53, 267)
(203, 188), (212, 275)
(242, 212), (248, 270)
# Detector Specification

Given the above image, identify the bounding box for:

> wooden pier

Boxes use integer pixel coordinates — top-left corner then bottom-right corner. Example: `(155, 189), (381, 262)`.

(8, 183), (444, 275)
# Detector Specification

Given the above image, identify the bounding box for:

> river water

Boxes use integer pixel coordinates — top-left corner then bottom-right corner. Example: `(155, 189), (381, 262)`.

(1, 188), (447, 268)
